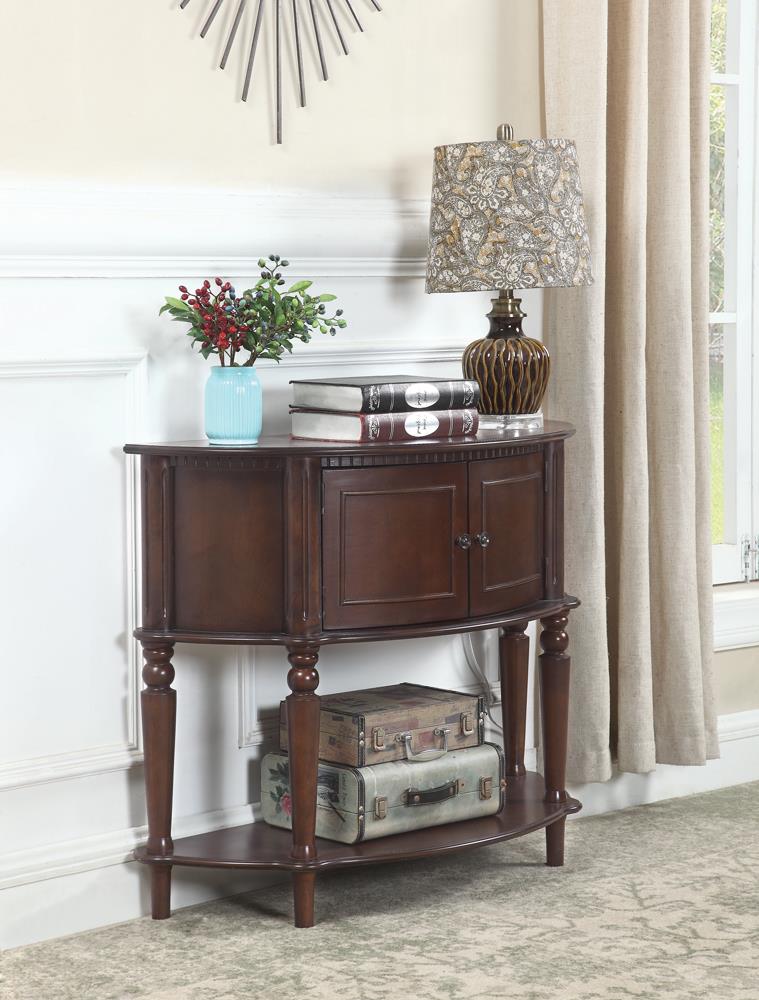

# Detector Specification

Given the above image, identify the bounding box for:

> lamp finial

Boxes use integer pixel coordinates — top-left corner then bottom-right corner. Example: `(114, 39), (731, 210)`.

(496, 123), (514, 141)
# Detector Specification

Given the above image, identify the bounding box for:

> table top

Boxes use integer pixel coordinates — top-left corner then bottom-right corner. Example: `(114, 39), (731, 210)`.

(125, 420), (575, 457)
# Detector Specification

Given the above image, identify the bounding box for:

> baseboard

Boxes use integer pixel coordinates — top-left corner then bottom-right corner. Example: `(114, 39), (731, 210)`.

(0, 802), (261, 891)
(568, 709), (759, 817)
(4, 710), (758, 950)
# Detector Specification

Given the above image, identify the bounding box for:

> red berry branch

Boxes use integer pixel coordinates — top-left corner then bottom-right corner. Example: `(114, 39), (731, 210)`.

(160, 256), (346, 367)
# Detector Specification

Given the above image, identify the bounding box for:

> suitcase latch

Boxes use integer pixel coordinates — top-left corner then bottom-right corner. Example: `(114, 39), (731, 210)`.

(372, 727), (386, 752)
(374, 795), (388, 820)
(461, 712), (475, 736)
(479, 776), (493, 800)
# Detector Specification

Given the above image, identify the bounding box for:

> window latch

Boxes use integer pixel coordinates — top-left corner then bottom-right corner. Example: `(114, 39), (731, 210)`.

(741, 536), (759, 582)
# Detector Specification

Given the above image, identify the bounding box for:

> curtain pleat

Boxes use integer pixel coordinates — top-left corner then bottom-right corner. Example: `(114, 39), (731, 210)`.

(542, 0), (719, 781)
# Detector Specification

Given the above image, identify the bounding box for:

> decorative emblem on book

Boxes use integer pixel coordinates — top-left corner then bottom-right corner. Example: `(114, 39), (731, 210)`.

(367, 415), (381, 440)
(463, 382), (475, 407)
(367, 385), (381, 411)
(462, 410), (475, 434)
(404, 413), (440, 437)
(177, 0), (384, 144)
(404, 383), (441, 409)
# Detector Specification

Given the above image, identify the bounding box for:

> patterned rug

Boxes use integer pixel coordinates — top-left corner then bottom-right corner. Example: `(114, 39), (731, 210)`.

(2, 782), (758, 1000)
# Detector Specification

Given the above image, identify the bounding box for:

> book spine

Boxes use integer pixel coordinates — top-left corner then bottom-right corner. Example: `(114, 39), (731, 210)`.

(359, 409), (479, 442)
(360, 381), (479, 413)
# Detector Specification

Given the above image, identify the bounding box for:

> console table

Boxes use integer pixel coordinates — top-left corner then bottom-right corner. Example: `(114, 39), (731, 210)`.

(125, 422), (581, 929)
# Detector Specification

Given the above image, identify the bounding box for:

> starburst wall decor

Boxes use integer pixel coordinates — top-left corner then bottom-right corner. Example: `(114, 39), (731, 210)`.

(178, 0), (383, 144)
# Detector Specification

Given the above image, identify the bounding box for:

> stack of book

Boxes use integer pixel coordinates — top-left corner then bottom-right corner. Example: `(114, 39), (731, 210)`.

(289, 374), (481, 442)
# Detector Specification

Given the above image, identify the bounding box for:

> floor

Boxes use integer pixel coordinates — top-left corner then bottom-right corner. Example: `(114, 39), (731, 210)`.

(2, 782), (758, 1000)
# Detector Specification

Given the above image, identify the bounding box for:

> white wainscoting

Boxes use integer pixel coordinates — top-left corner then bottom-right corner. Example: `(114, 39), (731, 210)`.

(0, 182), (505, 949)
(0, 356), (147, 791)
(3, 182), (754, 952)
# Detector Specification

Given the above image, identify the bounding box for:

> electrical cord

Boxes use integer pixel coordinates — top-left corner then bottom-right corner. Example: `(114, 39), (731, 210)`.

(460, 631), (503, 733)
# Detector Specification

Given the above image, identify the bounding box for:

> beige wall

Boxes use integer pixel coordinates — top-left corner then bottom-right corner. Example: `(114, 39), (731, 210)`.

(715, 647), (759, 715)
(0, 0), (542, 195)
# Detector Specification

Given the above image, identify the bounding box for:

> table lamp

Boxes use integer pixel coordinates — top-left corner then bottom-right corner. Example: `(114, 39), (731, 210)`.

(425, 124), (592, 429)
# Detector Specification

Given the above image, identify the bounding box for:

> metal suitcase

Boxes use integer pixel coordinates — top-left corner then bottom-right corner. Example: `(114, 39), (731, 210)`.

(261, 742), (505, 844)
(278, 682), (484, 767)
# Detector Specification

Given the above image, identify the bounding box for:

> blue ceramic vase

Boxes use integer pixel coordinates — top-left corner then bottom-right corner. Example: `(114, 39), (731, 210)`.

(205, 366), (262, 446)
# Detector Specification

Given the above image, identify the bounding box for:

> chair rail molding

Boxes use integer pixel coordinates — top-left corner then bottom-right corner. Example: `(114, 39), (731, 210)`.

(0, 354), (148, 790)
(0, 183), (429, 279)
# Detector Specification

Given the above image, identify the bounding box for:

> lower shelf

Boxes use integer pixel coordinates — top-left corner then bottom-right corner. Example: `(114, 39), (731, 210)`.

(135, 772), (582, 874)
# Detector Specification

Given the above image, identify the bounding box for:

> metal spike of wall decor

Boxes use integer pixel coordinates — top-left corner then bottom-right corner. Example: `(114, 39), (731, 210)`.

(179, 0), (383, 144)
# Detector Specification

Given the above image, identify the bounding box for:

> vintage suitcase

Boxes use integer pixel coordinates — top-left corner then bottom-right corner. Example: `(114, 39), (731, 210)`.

(278, 683), (484, 767)
(261, 742), (505, 844)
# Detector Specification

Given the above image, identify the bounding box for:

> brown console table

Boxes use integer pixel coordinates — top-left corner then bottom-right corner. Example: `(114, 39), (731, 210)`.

(124, 422), (581, 929)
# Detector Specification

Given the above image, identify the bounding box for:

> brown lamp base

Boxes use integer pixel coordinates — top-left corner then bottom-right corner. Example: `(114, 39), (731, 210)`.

(462, 291), (550, 418)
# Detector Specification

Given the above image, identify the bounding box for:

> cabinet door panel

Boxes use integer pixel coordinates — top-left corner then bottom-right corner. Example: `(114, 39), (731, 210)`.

(322, 465), (468, 629)
(469, 454), (544, 616)
(173, 467), (285, 632)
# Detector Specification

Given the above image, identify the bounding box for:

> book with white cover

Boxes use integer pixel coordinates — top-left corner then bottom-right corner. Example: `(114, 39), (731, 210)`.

(290, 407), (479, 442)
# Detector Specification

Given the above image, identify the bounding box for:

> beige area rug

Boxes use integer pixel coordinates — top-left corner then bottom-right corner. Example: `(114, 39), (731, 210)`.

(2, 782), (758, 1000)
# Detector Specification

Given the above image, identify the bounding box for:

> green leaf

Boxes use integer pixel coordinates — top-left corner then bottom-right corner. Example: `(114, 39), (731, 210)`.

(287, 280), (312, 293)
(317, 293), (337, 302)
(165, 296), (191, 311)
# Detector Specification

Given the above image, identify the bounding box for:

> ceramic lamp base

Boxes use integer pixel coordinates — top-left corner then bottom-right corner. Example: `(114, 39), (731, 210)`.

(462, 290), (551, 422)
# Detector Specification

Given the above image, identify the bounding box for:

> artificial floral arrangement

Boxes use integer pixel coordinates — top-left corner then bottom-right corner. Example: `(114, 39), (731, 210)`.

(160, 255), (347, 365)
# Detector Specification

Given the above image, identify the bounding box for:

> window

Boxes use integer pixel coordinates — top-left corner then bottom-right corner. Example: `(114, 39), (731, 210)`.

(710, 0), (758, 584)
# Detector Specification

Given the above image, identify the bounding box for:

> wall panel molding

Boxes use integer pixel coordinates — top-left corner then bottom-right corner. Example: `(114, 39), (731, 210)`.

(0, 184), (430, 278)
(237, 649), (279, 749)
(0, 354), (148, 789)
(254, 345), (463, 370)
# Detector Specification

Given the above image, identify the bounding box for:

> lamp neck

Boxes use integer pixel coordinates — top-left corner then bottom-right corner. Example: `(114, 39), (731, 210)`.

(487, 289), (525, 339)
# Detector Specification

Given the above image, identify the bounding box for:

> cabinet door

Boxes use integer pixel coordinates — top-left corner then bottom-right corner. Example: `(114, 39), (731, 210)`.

(468, 454), (544, 616)
(322, 464), (469, 629)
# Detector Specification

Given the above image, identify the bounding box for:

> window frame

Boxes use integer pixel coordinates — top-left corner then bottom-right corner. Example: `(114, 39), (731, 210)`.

(710, 0), (758, 586)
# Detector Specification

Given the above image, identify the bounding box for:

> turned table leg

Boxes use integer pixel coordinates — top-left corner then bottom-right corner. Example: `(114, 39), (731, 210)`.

(499, 622), (529, 777)
(141, 641), (176, 918)
(539, 611), (571, 867)
(286, 645), (320, 928)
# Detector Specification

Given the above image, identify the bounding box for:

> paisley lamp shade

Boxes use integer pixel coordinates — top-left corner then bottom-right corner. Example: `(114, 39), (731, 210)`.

(424, 132), (592, 426)
(425, 138), (593, 293)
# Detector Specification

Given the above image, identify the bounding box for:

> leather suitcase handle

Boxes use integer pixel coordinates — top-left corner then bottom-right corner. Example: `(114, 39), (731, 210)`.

(404, 779), (459, 806)
(396, 728), (449, 763)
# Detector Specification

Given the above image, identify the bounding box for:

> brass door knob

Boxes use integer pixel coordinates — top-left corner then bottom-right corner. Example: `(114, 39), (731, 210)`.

(475, 532), (491, 548)
(455, 533), (473, 550)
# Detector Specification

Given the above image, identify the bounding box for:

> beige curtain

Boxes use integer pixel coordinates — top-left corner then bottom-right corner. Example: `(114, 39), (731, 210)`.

(542, 0), (719, 782)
